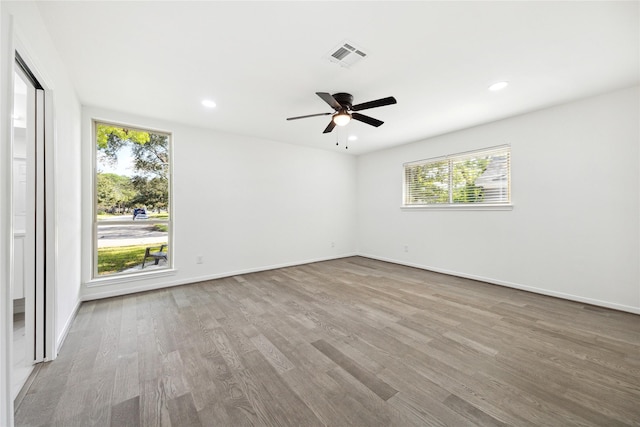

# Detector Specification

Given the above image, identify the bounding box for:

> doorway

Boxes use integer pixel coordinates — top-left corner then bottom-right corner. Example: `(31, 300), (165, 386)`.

(11, 53), (46, 401)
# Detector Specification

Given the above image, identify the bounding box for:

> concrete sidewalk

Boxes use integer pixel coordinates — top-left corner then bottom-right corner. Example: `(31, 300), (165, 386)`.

(97, 223), (168, 248)
(97, 235), (167, 248)
(122, 259), (168, 272)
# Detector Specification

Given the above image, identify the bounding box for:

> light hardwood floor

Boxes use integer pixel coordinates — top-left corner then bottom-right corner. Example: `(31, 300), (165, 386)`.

(15, 257), (640, 426)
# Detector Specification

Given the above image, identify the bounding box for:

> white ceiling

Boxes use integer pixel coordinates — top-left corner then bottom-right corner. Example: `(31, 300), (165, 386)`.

(36, 1), (639, 155)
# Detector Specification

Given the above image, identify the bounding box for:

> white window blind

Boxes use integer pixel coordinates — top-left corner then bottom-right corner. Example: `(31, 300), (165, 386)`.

(404, 145), (510, 206)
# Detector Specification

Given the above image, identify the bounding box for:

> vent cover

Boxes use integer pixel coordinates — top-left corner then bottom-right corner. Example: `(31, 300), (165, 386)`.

(326, 41), (367, 68)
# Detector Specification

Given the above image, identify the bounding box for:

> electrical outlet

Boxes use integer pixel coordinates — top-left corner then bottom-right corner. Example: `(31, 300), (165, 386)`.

(196, 255), (203, 264)
(331, 241), (335, 248)
(404, 245), (409, 253)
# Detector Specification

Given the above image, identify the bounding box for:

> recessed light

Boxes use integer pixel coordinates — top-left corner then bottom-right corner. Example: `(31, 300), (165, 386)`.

(348, 135), (358, 141)
(488, 81), (509, 91)
(201, 99), (216, 108)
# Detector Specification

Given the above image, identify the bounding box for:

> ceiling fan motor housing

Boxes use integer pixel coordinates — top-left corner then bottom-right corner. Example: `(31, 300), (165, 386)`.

(332, 93), (354, 109)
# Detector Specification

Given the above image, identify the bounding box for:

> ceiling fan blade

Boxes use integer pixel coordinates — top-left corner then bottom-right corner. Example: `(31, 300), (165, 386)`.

(351, 96), (397, 111)
(286, 112), (332, 121)
(316, 92), (342, 110)
(322, 120), (336, 134)
(352, 112), (384, 127)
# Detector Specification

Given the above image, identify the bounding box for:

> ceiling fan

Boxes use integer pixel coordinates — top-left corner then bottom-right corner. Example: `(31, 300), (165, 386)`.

(287, 92), (397, 134)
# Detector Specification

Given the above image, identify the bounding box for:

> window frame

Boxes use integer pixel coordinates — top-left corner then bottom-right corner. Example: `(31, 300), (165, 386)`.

(91, 119), (174, 280)
(402, 145), (512, 210)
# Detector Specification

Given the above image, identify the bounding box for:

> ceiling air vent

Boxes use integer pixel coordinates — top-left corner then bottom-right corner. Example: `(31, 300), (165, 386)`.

(326, 41), (367, 68)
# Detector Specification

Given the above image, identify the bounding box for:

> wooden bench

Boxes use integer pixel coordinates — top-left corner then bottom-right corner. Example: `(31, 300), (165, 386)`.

(142, 244), (167, 268)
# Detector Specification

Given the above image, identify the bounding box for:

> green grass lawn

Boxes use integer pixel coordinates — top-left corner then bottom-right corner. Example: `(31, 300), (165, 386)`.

(152, 224), (169, 232)
(148, 212), (169, 219)
(98, 243), (167, 275)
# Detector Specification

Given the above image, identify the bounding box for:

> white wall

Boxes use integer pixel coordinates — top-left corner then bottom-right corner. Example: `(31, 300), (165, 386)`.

(3, 1), (83, 351)
(81, 107), (357, 300)
(0, 1), (82, 424)
(357, 86), (640, 314)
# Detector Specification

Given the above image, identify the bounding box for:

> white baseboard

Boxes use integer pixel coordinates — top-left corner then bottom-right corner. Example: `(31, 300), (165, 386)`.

(82, 253), (358, 302)
(54, 298), (82, 356)
(358, 253), (640, 315)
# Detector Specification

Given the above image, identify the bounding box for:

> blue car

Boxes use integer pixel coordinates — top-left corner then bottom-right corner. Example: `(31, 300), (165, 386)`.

(133, 208), (148, 220)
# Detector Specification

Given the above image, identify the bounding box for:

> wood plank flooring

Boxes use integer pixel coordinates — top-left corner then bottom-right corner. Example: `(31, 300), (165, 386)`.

(14, 257), (640, 426)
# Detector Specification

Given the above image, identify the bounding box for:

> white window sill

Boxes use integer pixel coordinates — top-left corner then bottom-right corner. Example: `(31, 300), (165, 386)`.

(401, 204), (513, 211)
(85, 268), (178, 288)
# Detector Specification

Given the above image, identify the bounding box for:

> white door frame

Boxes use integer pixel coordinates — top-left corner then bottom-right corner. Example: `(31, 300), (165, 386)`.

(14, 44), (56, 363)
(34, 87), (45, 362)
(0, 19), (57, 425)
(17, 64), (47, 365)
(0, 13), (16, 427)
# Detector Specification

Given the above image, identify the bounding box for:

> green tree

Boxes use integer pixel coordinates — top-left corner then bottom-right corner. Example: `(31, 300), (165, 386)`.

(405, 161), (449, 204)
(130, 132), (169, 179)
(96, 124), (150, 149)
(406, 157), (492, 205)
(96, 124), (169, 213)
(96, 173), (135, 214)
(452, 157), (489, 203)
(131, 175), (169, 212)
(96, 124), (150, 168)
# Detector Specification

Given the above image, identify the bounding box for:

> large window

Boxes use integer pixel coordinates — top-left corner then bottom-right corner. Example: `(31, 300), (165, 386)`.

(93, 122), (171, 278)
(404, 145), (510, 207)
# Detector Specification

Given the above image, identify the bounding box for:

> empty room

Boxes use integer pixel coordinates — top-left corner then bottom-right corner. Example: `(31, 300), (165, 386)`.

(0, 1), (639, 426)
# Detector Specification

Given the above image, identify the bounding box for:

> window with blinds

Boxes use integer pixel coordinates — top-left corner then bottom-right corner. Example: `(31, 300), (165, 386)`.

(404, 145), (510, 206)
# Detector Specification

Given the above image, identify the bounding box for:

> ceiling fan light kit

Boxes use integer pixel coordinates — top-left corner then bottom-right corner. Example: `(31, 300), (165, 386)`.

(333, 110), (351, 126)
(287, 92), (397, 135)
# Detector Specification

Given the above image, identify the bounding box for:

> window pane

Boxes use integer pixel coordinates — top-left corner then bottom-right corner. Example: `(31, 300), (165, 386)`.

(96, 124), (170, 222)
(94, 121), (171, 279)
(405, 160), (449, 204)
(97, 222), (169, 276)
